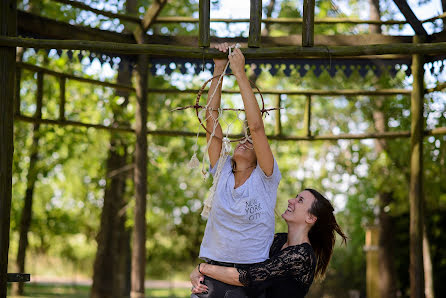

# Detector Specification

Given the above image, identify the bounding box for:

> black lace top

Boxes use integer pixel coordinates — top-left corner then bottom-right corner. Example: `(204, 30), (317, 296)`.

(237, 233), (316, 298)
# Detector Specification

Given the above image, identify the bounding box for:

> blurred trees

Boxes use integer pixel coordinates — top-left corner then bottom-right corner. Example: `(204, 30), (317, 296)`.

(9, 0), (446, 297)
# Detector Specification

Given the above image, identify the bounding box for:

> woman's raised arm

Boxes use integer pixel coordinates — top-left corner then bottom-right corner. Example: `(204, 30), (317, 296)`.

(206, 43), (230, 168)
(229, 48), (275, 176)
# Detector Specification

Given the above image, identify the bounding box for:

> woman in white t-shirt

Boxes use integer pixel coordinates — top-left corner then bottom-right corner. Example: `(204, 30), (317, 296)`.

(192, 43), (281, 298)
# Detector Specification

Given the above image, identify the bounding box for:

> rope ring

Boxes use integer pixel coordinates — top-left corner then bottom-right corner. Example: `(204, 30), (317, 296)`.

(195, 73), (266, 143)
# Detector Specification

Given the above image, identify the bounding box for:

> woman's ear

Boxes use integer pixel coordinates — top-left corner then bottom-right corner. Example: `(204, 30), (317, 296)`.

(306, 213), (317, 225)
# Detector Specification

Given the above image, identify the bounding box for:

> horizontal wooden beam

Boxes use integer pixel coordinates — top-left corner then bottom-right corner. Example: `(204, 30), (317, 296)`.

(17, 62), (134, 92)
(18, 11), (134, 44)
(148, 88), (412, 96)
(425, 82), (446, 93)
(146, 33), (413, 48)
(2, 36), (446, 58)
(15, 115), (446, 141)
(155, 16), (407, 25)
(154, 13), (445, 24)
(18, 62), (412, 96)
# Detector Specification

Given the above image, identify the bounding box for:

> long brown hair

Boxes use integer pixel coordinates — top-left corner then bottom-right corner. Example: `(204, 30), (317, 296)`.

(305, 188), (347, 280)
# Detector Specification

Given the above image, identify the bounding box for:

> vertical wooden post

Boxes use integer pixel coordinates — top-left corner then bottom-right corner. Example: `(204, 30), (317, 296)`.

(59, 76), (66, 120)
(249, 0), (262, 48)
(409, 35), (425, 298)
(0, 1), (17, 297)
(304, 95), (312, 137)
(199, 0), (210, 48)
(274, 94), (282, 136)
(15, 67), (21, 115)
(302, 0), (315, 47)
(131, 54), (148, 298)
(365, 226), (380, 298)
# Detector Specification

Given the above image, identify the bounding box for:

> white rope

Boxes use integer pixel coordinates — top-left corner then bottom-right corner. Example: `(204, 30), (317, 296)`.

(187, 44), (241, 219)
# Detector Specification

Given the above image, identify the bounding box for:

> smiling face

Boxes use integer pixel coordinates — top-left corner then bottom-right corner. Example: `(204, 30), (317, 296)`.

(282, 190), (317, 225)
(233, 137), (256, 164)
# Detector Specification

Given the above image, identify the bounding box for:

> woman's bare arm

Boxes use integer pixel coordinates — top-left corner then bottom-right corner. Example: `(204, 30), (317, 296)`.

(206, 43), (230, 168)
(229, 48), (274, 176)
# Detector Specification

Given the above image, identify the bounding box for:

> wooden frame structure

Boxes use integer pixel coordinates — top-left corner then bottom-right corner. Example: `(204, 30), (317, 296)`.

(2, 0), (446, 297)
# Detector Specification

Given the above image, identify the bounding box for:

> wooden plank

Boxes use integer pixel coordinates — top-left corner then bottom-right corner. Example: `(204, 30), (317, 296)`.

(392, 0), (428, 36)
(2, 36), (446, 58)
(18, 11), (134, 44)
(0, 0), (16, 297)
(425, 82), (446, 93)
(141, 0), (167, 32)
(302, 0), (315, 47)
(14, 115), (446, 140)
(18, 62), (134, 91)
(154, 16), (408, 25)
(133, 0), (167, 44)
(50, 0), (141, 24)
(148, 88), (412, 95)
(199, 0), (210, 47)
(249, 0), (262, 48)
(409, 35), (425, 298)
(144, 33), (413, 47)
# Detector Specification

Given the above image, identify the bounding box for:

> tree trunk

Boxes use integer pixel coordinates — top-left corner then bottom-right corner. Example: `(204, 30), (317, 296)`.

(369, 1), (398, 296)
(90, 58), (132, 298)
(12, 70), (43, 296)
(423, 223), (434, 298)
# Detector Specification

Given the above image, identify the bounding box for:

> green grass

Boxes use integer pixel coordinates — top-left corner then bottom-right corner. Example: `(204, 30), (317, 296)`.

(7, 284), (191, 298)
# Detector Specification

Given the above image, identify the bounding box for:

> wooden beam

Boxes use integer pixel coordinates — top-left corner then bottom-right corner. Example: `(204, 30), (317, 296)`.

(145, 33), (413, 48)
(141, 0), (167, 32)
(0, 1), (16, 297)
(14, 115), (446, 140)
(50, 0), (141, 24)
(249, 0), (262, 48)
(392, 0), (428, 36)
(18, 62), (413, 96)
(154, 16), (408, 25)
(133, 0), (167, 43)
(199, 0), (211, 47)
(2, 36), (446, 58)
(18, 11), (134, 44)
(17, 62), (134, 92)
(425, 82), (446, 93)
(149, 88), (412, 96)
(409, 35), (425, 298)
(302, 0), (315, 47)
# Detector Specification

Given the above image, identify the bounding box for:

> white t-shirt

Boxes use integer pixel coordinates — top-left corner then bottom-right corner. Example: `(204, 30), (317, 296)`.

(199, 156), (281, 264)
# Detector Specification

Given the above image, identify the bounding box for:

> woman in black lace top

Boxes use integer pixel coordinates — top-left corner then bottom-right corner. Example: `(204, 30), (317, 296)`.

(190, 188), (347, 298)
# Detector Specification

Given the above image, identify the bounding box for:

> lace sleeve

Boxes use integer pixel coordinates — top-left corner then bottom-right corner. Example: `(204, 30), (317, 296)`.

(237, 244), (315, 287)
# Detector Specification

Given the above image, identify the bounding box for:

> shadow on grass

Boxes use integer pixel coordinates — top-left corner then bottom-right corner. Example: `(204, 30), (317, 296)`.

(8, 284), (191, 298)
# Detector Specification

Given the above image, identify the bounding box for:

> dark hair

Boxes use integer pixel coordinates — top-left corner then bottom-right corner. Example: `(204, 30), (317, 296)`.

(304, 188), (347, 280)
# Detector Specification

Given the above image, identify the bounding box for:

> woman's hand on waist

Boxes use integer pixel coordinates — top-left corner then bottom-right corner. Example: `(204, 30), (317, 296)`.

(190, 264), (208, 294)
